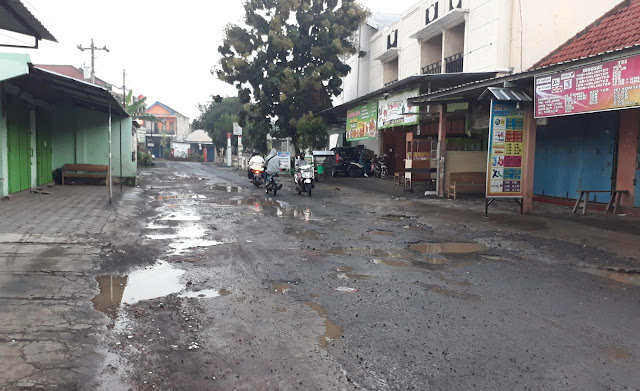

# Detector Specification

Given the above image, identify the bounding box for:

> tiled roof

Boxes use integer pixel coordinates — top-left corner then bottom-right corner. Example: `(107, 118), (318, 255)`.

(34, 65), (110, 87)
(147, 101), (186, 117)
(535, 0), (639, 68)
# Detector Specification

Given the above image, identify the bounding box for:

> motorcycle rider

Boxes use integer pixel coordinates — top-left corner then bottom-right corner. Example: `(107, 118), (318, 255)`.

(264, 148), (282, 189)
(248, 151), (264, 179)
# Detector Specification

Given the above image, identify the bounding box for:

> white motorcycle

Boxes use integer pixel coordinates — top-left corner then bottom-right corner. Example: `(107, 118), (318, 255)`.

(294, 164), (315, 197)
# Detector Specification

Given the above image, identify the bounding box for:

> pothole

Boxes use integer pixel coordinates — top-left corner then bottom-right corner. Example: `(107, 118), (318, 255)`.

(578, 267), (640, 287)
(410, 242), (486, 254)
(305, 302), (342, 349)
(180, 289), (231, 299)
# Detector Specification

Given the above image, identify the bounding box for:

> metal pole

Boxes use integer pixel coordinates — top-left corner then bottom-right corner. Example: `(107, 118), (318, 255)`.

(119, 116), (123, 193)
(108, 102), (112, 204)
(91, 38), (95, 85)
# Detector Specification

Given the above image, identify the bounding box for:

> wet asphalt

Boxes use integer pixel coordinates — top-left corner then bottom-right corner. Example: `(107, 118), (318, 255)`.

(94, 161), (640, 390)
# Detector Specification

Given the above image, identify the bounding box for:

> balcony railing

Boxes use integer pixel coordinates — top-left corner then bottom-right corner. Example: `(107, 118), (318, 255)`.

(445, 53), (464, 73)
(422, 61), (442, 75)
(384, 79), (398, 87)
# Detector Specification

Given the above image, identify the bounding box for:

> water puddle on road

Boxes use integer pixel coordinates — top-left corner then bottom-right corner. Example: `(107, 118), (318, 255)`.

(146, 224), (207, 241)
(209, 196), (321, 221)
(336, 266), (354, 272)
(371, 259), (409, 267)
(208, 185), (242, 193)
(91, 261), (185, 320)
(410, 242), (486, 255)
(578, 268), (640, 287)
(369, 230), (397, 237)
(155, 194), (207, 201)
(160, 213), (201, 221)
(305, 302), (342, 350)
(169, 239), (225, 255)
(180, 289), (231, 299)
(273, 283), (292, 294)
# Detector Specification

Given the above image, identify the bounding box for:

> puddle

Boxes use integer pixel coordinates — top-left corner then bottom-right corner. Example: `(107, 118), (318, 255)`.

(482, 255), (504, 261)
(426, 256), (447, 265)
(180, 289), (231, 299)
(334, 286), (359, 293)
(273, 283), (292, 294)
(369, 230), (397, 237)
(209, 196), (321, 221)
(156, 194), (207, 201)
(603, 346), (632, 361)
(160, 213), (201, 221)
(410, 242), (486, 254)
(578, 268), (640, 287)
(146, 222), (171, 230)
(285, 228), (320, 239)
(419, 283), (481, 301)
(92, 261), (185, 320)
(371, 259), (409, 267)
(381, 214), (415, 221)
(337, 273), (370, 280)
(336, 266), (354, 272)
(328, 247), (389, 257)
(208, 185), (242, 193)
(146, 225), (207, 241)
(305, 302), (342, 349)
(169, 239), (225, 255)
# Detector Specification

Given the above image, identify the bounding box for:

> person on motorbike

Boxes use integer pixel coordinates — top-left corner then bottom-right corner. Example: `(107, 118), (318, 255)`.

(295, 153), (306, 168)
(264, 148), (282, 189)
(248, 151), (264, 179)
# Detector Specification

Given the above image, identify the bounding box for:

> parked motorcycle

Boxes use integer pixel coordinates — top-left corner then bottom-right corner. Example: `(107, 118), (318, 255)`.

(348, 162), (365, 178)
(371, 157), (389, 179)
(294, 164), (315, 197)
(251, 167), (265, 187)
(265, 173), (281, 196)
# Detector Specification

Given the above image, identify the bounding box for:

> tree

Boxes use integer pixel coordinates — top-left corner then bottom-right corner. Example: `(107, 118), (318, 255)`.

(124, 91), (159, 122)
(297, 112), (328, 152)
(194, 97), (244, 149)
(216, 0), (368, 154)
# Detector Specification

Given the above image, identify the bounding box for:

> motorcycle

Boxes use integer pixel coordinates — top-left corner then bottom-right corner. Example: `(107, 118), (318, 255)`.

(294, 164), (315, 197)
(250, 166), (265, 187)
(371, 157), (389, 179)
(348, 162), (365, 178)
(265, 172), (281, 196)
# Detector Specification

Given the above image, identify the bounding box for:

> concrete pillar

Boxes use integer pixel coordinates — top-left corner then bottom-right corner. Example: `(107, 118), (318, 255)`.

(522, 104), (537, 214)
(616, 109), (640, 210)
(437, 104), (447, 197)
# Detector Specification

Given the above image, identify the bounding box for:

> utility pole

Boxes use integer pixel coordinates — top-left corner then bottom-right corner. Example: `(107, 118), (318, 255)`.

(77, 38), (110, 85)
(122, 69), (126, 106)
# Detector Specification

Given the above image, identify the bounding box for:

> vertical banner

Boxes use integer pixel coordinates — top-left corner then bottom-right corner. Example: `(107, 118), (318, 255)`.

(486, 100), (526, 198)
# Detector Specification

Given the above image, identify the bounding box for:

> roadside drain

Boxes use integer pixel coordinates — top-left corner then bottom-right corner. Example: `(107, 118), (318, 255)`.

(305, 302), (342, 349)
(410, 242), (486, 254)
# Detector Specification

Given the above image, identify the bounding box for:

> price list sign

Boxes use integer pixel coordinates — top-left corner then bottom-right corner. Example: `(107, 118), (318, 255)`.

(486, 101), (526, 198)
(535, 54), (640, 117)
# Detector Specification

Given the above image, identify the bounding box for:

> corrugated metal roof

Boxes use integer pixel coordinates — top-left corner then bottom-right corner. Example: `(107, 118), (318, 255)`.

(478, 87), (532, 102)
(366, 13), (401, 30)
(0, 0), (56, 42)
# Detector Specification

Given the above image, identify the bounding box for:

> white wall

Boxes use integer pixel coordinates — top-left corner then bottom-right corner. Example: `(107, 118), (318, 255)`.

(176, 114), (190, 141)
(172, 141), (190, 158)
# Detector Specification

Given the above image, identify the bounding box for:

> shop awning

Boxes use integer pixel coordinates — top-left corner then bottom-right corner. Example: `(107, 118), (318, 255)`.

(0, 0), (56, 46)
(10, 65), (128, 117)
(478, 87), (533, 102)
(319, 72), (497, 119)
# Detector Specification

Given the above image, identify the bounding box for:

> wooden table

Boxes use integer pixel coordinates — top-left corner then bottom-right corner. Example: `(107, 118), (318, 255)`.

(572, 190), (629, 214)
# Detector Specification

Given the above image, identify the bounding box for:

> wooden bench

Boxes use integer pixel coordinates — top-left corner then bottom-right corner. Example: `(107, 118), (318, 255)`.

(572, 189), (629, 215)
(62, 164), (109, 186)
(447, 172), (486, 200)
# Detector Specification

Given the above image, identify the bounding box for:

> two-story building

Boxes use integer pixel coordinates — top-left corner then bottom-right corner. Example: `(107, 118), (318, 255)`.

(324, 0), (622, 180)
(142, 101), (190, 158)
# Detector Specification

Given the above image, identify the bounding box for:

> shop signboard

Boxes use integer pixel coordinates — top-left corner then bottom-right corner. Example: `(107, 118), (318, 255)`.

(535, 54), (640, 118)
(278, 152), (291, 171)
(486, 100), (526, 198)
(378, 89), (419, 129)
(346, 102), (378, 141)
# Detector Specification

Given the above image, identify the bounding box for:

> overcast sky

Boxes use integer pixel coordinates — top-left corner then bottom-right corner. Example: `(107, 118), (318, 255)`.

(2, 0), (417, 120)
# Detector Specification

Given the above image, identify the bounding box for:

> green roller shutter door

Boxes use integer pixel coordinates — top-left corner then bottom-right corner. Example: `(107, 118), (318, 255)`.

(7, 100), (31, 194)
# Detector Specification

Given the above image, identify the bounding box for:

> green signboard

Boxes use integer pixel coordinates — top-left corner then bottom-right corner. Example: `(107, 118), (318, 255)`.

(346, 102), (378, 141)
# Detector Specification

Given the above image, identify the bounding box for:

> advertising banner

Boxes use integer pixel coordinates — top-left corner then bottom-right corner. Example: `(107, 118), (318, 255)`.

(346, 102), (378, 141)
(278, 152), (291, 171)
(535, 54), (640, 117)
(486, 100), (526, 198)
(378, 89), (420, 129)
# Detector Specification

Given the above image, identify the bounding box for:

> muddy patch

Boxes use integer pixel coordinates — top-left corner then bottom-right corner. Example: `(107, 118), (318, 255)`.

(305, 302), (342, 349)
(160, 213), (201, 221)
(169, 239), (225, 256)
(155, 194), (207, 201)
(419, 283), (481, 301)
(578, 267), (640, 287)
(603, 346), (632, 361)
(369, 230), (397, 237)
(335, 266), (354, 272)
(410, 242), (486, 255)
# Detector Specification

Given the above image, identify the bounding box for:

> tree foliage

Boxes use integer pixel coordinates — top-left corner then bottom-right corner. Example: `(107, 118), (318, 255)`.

(216, 0), (368, 153)
(297, 112), (327, 151)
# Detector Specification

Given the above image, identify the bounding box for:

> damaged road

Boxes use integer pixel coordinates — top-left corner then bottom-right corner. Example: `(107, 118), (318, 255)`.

(2, 161), (640, 390)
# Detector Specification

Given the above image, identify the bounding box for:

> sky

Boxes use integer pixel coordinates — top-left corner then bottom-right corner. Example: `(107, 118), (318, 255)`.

(1, 0), (418, 121)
